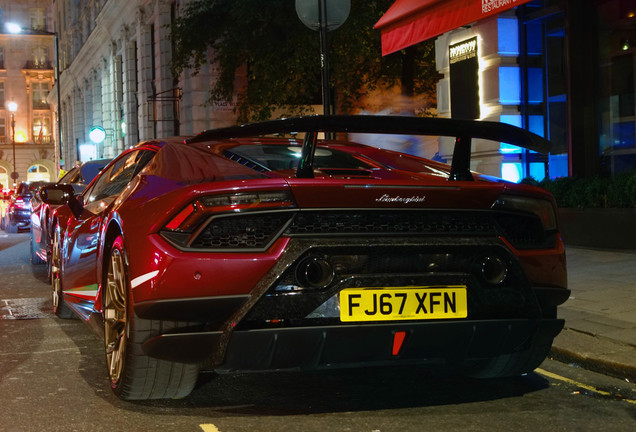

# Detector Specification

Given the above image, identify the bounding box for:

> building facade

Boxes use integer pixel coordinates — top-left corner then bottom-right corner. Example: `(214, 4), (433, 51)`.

(0, 0), (56, 189)
(9, 1), (633, 185)
(51, 0), (241, 173)
(377, 0), (636, 181)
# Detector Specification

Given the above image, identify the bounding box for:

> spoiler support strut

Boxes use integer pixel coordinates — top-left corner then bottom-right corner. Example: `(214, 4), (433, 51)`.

(449, 135), (473, 181)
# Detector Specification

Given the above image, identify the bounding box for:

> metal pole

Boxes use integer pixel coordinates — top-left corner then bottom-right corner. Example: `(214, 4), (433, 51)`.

(11, 113), (16, 186)
(54, 33), (63, 172)
(319, 0), (331, 116)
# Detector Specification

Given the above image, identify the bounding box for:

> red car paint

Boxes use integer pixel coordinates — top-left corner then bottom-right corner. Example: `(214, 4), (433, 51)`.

(41, 116), (569, 400)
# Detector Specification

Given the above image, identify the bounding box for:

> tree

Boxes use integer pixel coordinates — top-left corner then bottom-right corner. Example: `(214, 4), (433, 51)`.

(171, 0), (438, 122)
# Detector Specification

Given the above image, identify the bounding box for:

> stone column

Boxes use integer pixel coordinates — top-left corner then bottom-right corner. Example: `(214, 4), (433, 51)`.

(83, 77), (93, 159)
(101, 58), (114, 158)
(136, 6), (154, 140)
(123, 36), (139, 146)
(92, 68), (104, 158)
(113, 53), (124, 155)
(155, 1), (177, 137)
(71, 87), (84, 164)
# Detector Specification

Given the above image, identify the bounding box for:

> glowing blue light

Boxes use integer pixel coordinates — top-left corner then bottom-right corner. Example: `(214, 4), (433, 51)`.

(499, 67), (521, 104)
(527, 68), (543, 104)
(528, 115), (545, 137)
(549, 154), (568, 179)
(500, 115), (522, 154)
(498, 18), (519, 55)
(529, 162), (546, 181)
(500, 115), (522, 127)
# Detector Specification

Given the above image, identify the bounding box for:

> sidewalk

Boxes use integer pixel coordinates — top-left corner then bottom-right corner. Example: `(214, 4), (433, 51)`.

(551, 247), (636, 381)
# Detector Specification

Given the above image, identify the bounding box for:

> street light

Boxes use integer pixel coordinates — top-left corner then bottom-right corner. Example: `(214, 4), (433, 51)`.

(6, 22), (63, 174)
(7, 102), (17, 186)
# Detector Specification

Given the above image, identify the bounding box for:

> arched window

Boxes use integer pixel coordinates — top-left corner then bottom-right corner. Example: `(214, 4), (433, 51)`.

(27, 164), (50, 182)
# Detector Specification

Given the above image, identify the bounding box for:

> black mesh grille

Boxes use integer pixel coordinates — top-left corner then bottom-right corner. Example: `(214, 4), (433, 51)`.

(182, 210), (550, 250)
(286, 211), (498, 236)
(190, 213), (291, 249)
(494, 213), (550, 249)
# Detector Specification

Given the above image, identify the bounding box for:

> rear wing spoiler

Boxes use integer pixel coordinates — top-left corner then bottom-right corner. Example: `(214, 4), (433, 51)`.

(186, 115), (551, 181)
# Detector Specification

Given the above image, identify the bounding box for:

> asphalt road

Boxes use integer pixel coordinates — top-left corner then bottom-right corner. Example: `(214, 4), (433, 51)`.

(1, 232), (635, 432)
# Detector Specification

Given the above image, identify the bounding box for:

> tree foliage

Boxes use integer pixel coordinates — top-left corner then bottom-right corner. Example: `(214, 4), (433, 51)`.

(171, 0), (439, 122)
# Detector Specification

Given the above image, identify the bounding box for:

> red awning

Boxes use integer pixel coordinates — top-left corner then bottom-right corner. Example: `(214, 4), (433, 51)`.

(375, 0), (533, 56)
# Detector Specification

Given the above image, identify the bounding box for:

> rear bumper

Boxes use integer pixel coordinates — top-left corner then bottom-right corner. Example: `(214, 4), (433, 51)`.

(141, 318), (564, 369)
(9, 212), (31, 227)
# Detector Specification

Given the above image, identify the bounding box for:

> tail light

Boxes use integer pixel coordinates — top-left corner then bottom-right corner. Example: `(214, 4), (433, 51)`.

(163, 190), (296, 234)
(13, 197), (30, 210)
(161, 190), (296, 251)
(492, 194), (558, 249)
(492, 195), (557, 231)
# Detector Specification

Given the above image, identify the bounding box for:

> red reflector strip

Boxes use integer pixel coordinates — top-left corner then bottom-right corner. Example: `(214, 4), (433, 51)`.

(392, 331), (407, 356)
(205, 200), (295, 214)
(165, 203), (195, 230)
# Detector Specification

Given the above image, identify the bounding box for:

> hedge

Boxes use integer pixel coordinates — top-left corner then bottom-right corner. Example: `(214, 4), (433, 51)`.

(521, 171), (636, 208)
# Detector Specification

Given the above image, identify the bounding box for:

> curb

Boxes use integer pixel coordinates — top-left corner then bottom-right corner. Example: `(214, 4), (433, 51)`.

(550, 329), (636, 382)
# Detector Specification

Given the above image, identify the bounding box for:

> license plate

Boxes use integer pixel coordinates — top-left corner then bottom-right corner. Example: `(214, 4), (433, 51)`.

(339, 286), (468, 322)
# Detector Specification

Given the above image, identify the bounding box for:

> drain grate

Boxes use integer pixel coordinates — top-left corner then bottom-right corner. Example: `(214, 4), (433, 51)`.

(1, 297), (52, 320)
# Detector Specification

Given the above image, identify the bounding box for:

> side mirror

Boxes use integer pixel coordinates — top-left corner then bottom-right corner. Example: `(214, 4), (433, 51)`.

(39, 184), (76, 205)
(39, 184), (84, 218)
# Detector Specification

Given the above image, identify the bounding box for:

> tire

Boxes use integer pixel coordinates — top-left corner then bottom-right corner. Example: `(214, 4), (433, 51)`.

(104, 235), (199, 400)
(30, 229), (46, 265)
(46, 254), (53, 282)
(51, 226), (74, 319)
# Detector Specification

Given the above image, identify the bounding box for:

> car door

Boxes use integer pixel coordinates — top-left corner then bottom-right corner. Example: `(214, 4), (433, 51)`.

(61, 149), (156, 311)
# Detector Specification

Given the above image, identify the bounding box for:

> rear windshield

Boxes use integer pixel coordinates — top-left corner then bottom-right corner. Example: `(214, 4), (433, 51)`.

(224, 144), (374, 172)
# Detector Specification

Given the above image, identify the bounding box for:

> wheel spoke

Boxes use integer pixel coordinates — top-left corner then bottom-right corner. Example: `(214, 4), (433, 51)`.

(104, 246), (127, 384)
(51, 230), (61, 310)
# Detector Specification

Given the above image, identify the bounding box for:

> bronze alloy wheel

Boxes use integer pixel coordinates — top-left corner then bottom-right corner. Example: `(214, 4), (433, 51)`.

(102, 235), (200, 400)
(104, 238), (127, 386)
(50, 227), (73, 318)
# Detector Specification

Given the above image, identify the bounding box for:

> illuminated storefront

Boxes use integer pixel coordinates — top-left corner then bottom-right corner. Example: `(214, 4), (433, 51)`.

(376, 0), (636, 181)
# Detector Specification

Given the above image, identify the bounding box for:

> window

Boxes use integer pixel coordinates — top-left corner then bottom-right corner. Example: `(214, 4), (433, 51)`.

(519, 5), (567, 180)
(0, 47), (4, 69)
(59, 167), (81, 184)
(0, 82), (4, 107)
(31, 47), (49, 69)
(27, 164), (50, 182)
(0, 117), (6, 139)
(32, 82), (50, 109)
(224, 145), (376, 172)
(84, 150), (156, 203)
(32, 114), (51, 143)
(29, 8), (46, 31)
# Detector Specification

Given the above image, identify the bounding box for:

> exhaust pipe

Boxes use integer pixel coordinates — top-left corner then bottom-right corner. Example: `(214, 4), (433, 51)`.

(295, 257), (334, 289)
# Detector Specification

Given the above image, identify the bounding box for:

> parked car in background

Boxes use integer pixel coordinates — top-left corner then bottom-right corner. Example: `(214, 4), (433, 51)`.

(39, 115), (569, 401)
(30, 159), (112, 266)
(1, 181), (50, 233)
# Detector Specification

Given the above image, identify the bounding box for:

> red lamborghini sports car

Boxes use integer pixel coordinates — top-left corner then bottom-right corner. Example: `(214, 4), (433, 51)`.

(40, 116), (569, 400)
